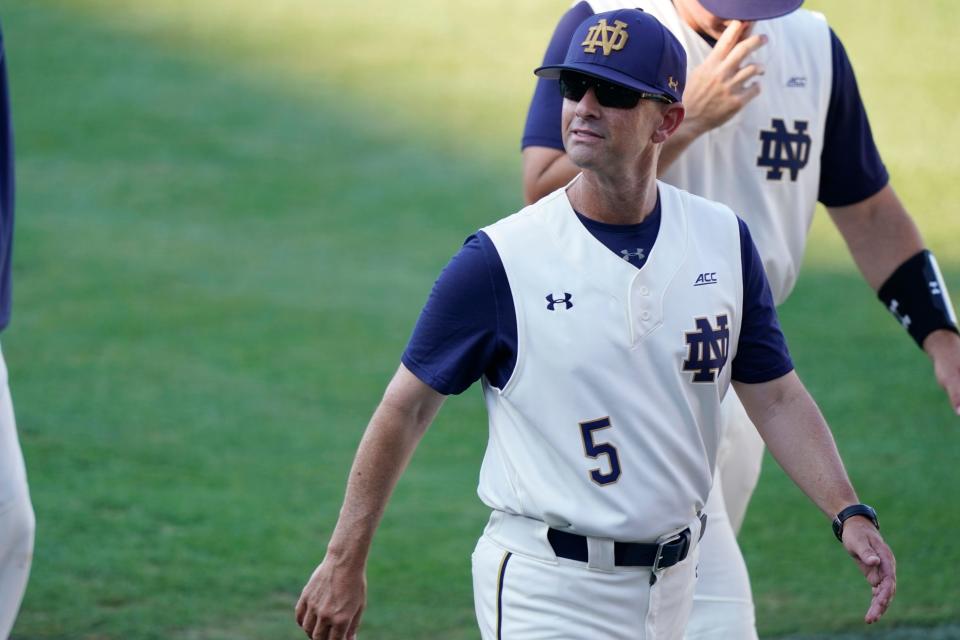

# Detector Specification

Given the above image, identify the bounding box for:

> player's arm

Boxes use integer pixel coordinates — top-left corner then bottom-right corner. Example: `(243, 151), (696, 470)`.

(732, 218), (895, 623)
(828, 186), (960, 414)
(296, 233), (508, 639)
(296, 365), (445, 640)
(819, 28), (960, 414)
(732, 373), (896, 624)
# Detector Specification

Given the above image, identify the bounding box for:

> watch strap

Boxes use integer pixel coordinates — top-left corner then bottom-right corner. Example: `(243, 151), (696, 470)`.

(832, 504), (880, 542)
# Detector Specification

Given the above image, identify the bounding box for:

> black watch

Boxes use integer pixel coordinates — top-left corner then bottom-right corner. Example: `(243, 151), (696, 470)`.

(832, 504), (880, 542)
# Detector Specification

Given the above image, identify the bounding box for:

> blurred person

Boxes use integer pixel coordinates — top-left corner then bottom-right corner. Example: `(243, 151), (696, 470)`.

(522, 1), (960, 637)
(0, 21), (35, 640)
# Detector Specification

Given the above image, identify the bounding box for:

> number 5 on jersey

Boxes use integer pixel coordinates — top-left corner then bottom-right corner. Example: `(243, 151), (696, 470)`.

(580, 417), (621, 485)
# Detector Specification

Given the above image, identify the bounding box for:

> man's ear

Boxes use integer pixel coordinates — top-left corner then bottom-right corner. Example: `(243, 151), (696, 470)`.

(652, 103), (685, 143)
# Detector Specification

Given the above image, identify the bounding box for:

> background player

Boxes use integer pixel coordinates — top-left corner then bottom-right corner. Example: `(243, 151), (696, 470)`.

(522, 0), (960, 637)
(296, 10), (895, 639)
(0, 22), (35, 640)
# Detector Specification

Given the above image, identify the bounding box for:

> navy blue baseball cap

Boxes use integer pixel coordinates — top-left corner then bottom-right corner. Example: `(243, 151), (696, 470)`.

(534, 9), (687, 104)
(699, 0), (803, 20)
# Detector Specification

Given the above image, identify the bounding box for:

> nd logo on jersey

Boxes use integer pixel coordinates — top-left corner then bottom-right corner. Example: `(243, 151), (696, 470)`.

(581, 19), (629, 55)
(757, 119), (811, 181)
(682, 315), (729, 383)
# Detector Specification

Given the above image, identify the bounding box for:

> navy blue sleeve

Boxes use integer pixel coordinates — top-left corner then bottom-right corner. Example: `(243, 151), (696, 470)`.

(731, 219), (794, 383)
(521, 1), (594, 150)
(401, 232), (517, 395)
(0, 26), (14, 331)
(817, 28), (889, 208)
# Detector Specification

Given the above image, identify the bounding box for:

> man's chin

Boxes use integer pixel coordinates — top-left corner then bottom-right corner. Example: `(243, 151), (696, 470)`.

(566, 147), (599, 171)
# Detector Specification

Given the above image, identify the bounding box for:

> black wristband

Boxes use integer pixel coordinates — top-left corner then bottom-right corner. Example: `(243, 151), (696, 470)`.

(832, 504), (879, 542)
(877, 250), (959, 348)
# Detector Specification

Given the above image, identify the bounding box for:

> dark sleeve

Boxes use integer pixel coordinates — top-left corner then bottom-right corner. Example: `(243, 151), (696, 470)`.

(401, 232), (517, 395)
(817, 28), (889, 208)
(521, 1), (595, 150)
(731, 219), (795, 383)
(0, 26), (14, 331)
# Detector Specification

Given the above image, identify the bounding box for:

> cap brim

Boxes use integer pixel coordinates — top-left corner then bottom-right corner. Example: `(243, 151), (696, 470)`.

(698, 0), (803, 20)
(534, 63), (671, 100)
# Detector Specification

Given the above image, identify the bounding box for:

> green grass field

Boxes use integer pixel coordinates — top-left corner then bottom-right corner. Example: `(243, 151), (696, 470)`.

(3, 0), (959, 638)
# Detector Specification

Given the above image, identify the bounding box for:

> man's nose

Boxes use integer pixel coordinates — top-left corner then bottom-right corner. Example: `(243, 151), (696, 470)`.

(575, 86), (601, 117)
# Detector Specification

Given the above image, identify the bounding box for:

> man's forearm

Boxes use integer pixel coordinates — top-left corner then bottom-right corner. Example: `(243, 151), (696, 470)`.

(296, 367), (444, 638)
(828, 185), (924, 290)
(325, 366), (445, 567)
(830, 185), (960, 412)
(733, 373), (896, 624)
(733, 372), (858, 518)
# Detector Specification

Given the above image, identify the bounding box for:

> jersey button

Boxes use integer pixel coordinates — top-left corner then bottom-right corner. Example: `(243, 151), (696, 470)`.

(639, 286), (650, 296)
(640, 310), (651, 321)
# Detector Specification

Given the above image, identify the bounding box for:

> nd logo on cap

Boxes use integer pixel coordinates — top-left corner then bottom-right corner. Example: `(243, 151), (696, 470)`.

(580, 19), (629, 55)
(534, 8), (688, 104)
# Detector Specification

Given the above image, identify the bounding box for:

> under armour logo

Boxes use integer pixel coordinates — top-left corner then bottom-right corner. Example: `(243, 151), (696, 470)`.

(682, 315), (730, 383)
(757, 119), (811, 181)
(620, 248), (645, 263)
(546, 292), (573, 311)
(786, 76), (807, 88)
(930, 280), (943, 296)
(888, 299), (912, 329)
(694, 272), (717, 286)
(668, 76), (679, 91)
(581, 19), (629, 55)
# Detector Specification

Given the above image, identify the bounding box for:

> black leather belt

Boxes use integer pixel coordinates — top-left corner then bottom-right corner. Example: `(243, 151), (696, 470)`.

(547, 514), (707, 570)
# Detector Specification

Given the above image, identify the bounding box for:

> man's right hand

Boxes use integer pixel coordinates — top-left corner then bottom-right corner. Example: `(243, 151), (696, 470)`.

(295, 556), (367, 640)
(681, 20), (767, 136)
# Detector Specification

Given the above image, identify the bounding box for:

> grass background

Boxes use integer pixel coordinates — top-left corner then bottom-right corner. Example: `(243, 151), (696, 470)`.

(2, 0), (958, 638)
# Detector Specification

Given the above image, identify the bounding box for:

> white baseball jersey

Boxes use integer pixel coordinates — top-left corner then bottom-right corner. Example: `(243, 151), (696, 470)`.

(588, 0), (832, 305)
(478, 180), (744, 542)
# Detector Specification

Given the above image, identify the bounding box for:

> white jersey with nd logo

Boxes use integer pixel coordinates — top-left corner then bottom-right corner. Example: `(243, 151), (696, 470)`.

(478, 181), (744, 541)
(589, 0), (831, 305)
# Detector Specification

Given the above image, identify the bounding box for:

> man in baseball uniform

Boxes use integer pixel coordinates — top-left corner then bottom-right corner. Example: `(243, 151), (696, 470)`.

(296, 9), (895, 640)
(0, 24), (35, 640)
(523, 0), (959, 637)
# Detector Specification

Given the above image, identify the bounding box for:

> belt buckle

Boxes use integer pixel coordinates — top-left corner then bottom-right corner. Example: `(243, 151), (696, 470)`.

(651, 528), (691, 572)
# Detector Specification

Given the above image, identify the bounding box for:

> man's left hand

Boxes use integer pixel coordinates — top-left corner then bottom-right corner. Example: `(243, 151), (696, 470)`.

(841, 517), (896, 624)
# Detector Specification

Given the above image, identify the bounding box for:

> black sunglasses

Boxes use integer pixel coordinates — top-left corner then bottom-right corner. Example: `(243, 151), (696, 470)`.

(558, 71), (673, 109)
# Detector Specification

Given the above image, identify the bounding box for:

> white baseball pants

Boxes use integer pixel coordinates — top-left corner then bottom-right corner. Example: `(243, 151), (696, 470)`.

(472, 511), (701, 640)
(0, 346), (33, 640)
(685, 390), (764, 640)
